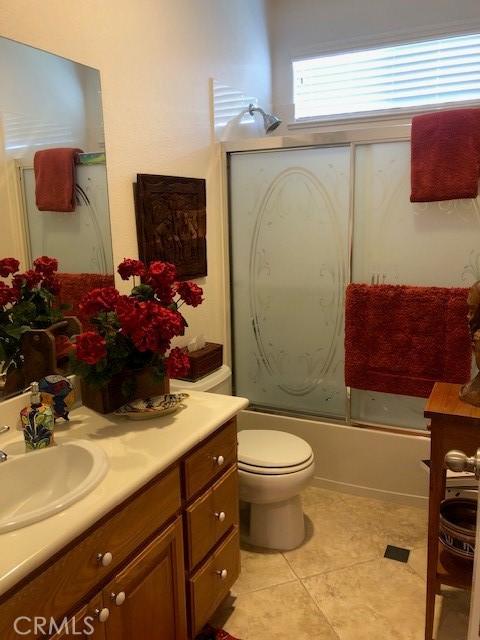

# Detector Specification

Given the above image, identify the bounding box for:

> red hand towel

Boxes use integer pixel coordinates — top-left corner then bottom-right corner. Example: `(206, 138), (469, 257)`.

(34, 147), (83, 212)
(410, 108), (480, 202)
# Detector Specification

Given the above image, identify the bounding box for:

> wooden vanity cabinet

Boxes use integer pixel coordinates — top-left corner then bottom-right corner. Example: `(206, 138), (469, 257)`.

(102, 518), (186, 640)
(0, 419), (240, 640)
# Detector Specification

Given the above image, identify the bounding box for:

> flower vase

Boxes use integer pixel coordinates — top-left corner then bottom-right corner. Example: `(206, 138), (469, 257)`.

(81, 367), (170, 414)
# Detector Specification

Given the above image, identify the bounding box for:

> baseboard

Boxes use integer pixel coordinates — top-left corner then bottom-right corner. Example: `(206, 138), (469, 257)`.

(311, 475), (429, 509)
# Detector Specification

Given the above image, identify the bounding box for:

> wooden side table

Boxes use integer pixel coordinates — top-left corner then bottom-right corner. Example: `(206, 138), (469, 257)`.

(424, 382), (480, 640)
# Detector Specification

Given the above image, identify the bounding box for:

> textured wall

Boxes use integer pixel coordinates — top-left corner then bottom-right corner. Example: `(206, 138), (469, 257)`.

(0, 0), (271, 344)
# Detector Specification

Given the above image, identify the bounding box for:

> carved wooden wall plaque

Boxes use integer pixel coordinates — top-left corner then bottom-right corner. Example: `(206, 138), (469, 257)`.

(134, 174), (207, 279)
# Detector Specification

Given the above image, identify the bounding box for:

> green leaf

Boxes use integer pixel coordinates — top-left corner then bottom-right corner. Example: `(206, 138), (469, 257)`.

(4, 324), (30, 339)
(11, 301), (36, 323)
(131, 284), (154, 300)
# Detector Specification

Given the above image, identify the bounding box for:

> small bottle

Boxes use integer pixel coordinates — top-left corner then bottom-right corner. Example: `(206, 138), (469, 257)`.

(20, 382), (55, 451)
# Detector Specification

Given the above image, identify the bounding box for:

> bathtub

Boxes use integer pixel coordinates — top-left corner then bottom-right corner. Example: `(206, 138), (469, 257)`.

(237, 409), (430, 508)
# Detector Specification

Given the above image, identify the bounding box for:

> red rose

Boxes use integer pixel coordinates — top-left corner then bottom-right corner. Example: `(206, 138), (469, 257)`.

(74, 331), (107, 365)
(33, 256), (58, 275)
(41, 275), (61, 295)
(148, 261), (177, 285)
(145, 262), (177, 305)
(12, 270), (42, 291)
(0, 282), (19, 307)
(118, 300), (185, 353)
(156, 306), (186, 340)
(79, 287), (120, 318)
(166, 347), (190, 378)
(176, 281), (203, 307)
(0, 258), (20, 278)
(117, 258), (145, 281)
(116, 296), (141, 332)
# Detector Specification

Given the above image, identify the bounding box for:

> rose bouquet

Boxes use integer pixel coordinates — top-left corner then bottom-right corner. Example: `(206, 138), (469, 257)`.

(70, 258), (203, 396)
(0, 256), (64, 377)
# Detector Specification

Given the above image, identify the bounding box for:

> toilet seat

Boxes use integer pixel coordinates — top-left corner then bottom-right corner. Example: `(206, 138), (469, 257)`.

(238, 453), (314, 476)
(238, 430), (313, 475)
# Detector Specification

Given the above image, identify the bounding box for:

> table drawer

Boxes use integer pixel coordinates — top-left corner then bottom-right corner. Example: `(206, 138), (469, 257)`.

(189, 526), (240, 637)
(184, 420), (237, 500)
(0, 466), (181, 640)
(186, 464), (239, 569)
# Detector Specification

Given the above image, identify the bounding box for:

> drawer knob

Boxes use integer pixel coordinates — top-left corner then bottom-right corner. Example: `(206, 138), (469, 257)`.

(94, 607), (110, 623)
(213, 455), (225, 466)
(215, 511), (226, 522)
(111, 591), (126, 606)
(216, 568), (228, 580)
(96, 551), (113, 567)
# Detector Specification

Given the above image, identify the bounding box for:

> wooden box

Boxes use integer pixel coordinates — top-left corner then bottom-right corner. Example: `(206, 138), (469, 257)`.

(181, 343), (223, 382)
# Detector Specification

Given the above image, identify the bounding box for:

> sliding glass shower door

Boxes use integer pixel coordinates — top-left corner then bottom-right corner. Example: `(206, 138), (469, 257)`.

(229, 138), (480, 429)
(229, 147), (350, 418)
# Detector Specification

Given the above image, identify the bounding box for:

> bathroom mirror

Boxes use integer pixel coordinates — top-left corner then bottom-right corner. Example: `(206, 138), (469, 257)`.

(0, 36), (114, 400)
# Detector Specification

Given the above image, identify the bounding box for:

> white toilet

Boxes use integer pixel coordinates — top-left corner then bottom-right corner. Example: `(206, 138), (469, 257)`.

(170, 364), (233, 395)
(171, 367), (315, 550)
(238, 430), (314, 550)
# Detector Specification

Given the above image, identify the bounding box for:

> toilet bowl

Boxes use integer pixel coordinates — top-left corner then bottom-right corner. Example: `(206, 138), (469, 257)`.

(238, 429), (314, 550)
(171, 370), (314, 550)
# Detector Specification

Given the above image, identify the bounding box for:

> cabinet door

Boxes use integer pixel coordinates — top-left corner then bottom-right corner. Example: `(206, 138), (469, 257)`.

(103, 517), (187, 640)
(49, 594), (106, 639)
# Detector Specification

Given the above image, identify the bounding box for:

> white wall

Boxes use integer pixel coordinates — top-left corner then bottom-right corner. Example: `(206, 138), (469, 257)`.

(0, 0), (271, 346)
(267, 0), (480, 131)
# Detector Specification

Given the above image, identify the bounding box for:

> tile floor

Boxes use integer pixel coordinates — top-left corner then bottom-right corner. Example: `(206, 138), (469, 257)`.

(211, 487), (471, 640)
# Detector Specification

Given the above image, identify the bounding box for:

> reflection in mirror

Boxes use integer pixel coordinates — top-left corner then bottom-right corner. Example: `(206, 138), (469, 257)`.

(0, 37), (113, 401)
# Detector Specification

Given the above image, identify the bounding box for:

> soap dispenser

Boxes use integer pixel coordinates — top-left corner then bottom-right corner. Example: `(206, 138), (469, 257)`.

(20, 382), (55, 451)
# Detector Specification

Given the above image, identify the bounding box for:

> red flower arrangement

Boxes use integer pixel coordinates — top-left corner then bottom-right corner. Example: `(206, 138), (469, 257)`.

(0, 256), (65, 374)
(70, 258), (203, 389)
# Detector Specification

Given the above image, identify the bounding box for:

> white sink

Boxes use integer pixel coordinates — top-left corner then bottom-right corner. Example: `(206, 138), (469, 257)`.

(0, 440), (108, 533)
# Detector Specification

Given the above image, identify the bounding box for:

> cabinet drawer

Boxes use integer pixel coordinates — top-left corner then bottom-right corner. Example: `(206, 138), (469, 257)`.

(184, 420), (237, 500)
(186, 465), (239, 569)
(189, 526), (240, 637)
(0, 466), (181, 640)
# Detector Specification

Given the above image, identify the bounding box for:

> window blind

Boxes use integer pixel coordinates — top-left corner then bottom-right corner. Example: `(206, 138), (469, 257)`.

(293, 33), (480, 120)
(212, 80), (257, 128)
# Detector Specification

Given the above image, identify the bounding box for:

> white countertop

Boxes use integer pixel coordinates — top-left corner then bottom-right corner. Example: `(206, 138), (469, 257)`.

(0, 390), (248, 597)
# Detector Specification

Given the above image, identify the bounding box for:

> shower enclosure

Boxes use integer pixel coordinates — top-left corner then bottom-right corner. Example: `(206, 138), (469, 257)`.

(227, 126), (480, 432)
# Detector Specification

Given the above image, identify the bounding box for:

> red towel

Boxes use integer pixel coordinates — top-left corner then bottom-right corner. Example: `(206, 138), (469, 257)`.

(345, 284), (471, 398)
(410, 108), (480, 202)
(56, 272), (115, 328)
(34, 148), (83, 212)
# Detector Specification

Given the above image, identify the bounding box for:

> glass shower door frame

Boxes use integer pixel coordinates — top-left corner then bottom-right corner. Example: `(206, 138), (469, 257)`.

(222, 123), (431, 435)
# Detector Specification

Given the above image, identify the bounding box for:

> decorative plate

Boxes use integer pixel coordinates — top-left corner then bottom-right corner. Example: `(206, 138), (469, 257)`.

(114, 393), (189, 420)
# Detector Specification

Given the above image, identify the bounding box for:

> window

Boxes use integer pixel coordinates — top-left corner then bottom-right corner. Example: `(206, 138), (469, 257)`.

(293, 33), (480, 121)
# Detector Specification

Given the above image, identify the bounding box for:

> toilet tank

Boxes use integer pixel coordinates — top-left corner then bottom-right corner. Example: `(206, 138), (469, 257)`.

(170, 365), (232, 394)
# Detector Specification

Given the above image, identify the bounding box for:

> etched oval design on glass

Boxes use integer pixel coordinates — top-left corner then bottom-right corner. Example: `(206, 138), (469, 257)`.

(249, 167), (345, 395)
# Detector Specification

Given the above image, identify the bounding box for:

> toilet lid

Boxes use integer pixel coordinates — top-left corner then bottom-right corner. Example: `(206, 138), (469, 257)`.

(238, 430), (313, 468)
